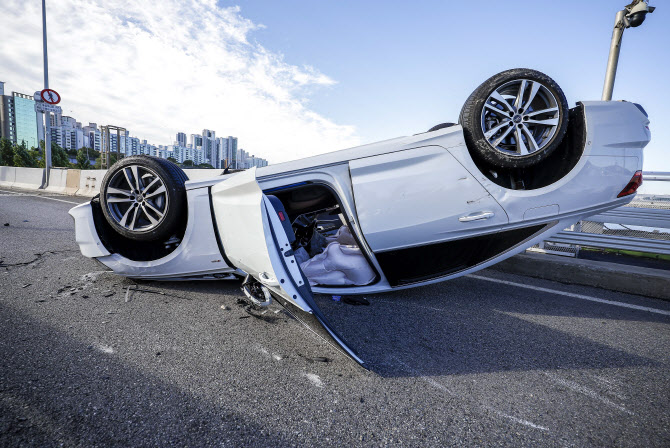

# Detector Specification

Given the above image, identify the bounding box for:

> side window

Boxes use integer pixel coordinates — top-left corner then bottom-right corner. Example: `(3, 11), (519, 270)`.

(376, 224), (549, 287)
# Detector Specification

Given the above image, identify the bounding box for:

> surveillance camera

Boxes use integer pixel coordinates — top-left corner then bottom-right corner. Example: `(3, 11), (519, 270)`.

(625, 0), (654, 27)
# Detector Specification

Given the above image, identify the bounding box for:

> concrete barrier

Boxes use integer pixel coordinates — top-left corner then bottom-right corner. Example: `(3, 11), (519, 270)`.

(76, 169), (107, 197)
(12, 167), (45, 190)
(45, 167), (69, 194)
(65, 169), (81, 195)
(0, 166), (16, 188)
(1, 166), (226, 194)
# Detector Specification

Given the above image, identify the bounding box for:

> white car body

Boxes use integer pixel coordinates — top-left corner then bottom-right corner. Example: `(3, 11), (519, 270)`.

(70, 100), (650, 365)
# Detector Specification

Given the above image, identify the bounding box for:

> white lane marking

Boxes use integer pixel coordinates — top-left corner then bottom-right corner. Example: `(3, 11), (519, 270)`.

(0, 189), (80, 204)
(304, 373), (324, 388)
(467, 274), (670, 316)
(396, 358), (548, 432)
(543, 372), (633, 415)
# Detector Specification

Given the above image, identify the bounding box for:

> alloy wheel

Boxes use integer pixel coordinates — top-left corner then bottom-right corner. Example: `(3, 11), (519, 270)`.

(105, 165), (169, 232)
(480, 79), (561, 157)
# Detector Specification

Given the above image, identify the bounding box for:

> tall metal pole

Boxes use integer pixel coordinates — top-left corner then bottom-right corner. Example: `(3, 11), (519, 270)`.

(41, 0), (52, 180)
(602, 10), (626, 101)
(42, 0), (49, 90)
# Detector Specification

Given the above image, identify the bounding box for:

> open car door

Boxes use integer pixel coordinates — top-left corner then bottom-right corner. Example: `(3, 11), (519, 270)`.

(210, 168), (365, 367)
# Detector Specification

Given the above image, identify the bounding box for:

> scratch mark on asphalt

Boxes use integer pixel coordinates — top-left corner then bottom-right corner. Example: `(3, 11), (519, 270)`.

(486, 408), (549, 432)
(543, 372), (633, 415)
(395, 358), (549, 432)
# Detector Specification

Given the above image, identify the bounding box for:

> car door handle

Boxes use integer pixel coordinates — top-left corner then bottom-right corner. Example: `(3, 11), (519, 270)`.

(459, 211), (495, 222)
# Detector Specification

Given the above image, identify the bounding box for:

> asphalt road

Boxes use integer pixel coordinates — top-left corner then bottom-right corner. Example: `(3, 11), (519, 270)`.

(1, 187), (669, 447)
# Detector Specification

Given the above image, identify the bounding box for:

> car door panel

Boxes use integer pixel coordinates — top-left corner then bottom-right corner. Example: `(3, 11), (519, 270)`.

(210, 168), (365, 366)
(349, 146), (509, 253)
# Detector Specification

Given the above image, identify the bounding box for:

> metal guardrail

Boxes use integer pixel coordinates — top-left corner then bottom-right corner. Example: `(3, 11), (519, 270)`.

(587, 207), (670, 229)
(643, 172), (670, 182)
(548, 230), (670, 255)
(538, 172), (670, 257)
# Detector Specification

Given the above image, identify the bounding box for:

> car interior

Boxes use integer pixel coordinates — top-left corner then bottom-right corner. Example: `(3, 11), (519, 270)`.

(265, 183), (377, 287)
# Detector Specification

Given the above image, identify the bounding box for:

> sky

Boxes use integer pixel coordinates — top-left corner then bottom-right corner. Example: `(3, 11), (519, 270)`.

(0, 0), (667, 168)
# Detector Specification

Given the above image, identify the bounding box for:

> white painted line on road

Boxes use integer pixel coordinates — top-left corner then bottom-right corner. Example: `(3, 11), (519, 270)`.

(0, 189), (80, 204)
(467, 274), (670, 316)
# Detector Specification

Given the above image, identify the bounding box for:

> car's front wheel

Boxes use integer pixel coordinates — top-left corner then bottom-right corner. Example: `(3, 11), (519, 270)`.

(99, 155), (188, 242)
(459, 68), (569, 169)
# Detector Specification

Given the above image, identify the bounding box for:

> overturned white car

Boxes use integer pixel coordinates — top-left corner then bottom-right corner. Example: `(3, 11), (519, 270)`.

(70, 69), (650, 366)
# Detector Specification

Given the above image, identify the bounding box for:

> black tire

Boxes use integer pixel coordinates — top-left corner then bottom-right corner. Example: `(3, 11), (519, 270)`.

(100, 155), (189, 242)
(428, 122), (457, 132)
(459, 68), (569, 169)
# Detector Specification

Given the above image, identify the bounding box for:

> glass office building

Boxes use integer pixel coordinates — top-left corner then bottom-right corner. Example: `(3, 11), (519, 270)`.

(12, 93), (38, 149)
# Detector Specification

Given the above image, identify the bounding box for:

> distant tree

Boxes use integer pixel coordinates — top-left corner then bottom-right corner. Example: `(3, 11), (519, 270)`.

(75, 148), (91, 169)
(182, 159), (194, 167)
(167, 156), (178, 164)
(197, 163), (214, 169)
(93, 152), (120, 169)
(28, 147), (45, 168)
(50, 142), (72, 168)
(13, 142), (36, 167)
(81, 147), (100, 159)
(0, 138), (14, 166)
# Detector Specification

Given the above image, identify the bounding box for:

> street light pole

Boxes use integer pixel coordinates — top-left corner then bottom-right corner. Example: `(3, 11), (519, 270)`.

(41, 0), (52, 183)
(601, 1), (655, 101)
(602, 10), (626, 101)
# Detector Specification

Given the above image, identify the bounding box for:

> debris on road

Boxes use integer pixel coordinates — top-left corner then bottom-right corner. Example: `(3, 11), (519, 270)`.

(220, 305), (229, 310)
(133, 287), (166, 296)
(21, 283), (31, 288)
(124, 286), (134, 303)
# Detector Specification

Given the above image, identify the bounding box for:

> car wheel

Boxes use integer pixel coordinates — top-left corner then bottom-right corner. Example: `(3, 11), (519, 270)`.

(99, 155), (189, 242)
(459, 68), (569, 169)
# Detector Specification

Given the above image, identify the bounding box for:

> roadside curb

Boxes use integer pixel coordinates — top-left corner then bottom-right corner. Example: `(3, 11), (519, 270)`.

(488, 252), (670, 301)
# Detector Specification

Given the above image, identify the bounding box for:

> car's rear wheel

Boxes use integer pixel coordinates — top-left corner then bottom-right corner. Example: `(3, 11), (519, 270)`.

(100, 155), (188, 241)
(459, 68), (569, 169)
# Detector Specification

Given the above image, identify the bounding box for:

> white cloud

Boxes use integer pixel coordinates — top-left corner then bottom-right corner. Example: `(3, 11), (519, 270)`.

(0, 0), (360, 163)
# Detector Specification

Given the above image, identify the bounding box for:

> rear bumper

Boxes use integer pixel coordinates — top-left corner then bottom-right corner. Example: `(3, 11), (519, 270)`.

(70, 187), (238, 280)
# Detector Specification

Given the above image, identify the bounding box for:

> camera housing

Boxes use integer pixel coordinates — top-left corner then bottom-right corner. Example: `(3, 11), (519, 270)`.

(625, 1), (655, 27)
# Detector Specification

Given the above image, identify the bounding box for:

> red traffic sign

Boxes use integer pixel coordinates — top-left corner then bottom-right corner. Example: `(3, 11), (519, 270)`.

(40, 89), (61, 105)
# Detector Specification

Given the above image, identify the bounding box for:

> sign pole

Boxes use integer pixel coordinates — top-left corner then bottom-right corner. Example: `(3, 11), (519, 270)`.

(41, 0), (52, 184)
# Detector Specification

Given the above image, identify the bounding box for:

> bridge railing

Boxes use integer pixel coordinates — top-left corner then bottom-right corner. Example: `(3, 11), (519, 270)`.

(537, 172), (670, 257)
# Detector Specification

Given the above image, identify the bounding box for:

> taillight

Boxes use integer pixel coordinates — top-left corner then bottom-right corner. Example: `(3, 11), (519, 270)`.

(617, 171), (643, 198)
(278, 211), (286, 221)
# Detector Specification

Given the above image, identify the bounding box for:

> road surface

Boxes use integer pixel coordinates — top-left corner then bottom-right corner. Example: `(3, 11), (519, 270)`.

(1, 187), (668, 447)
